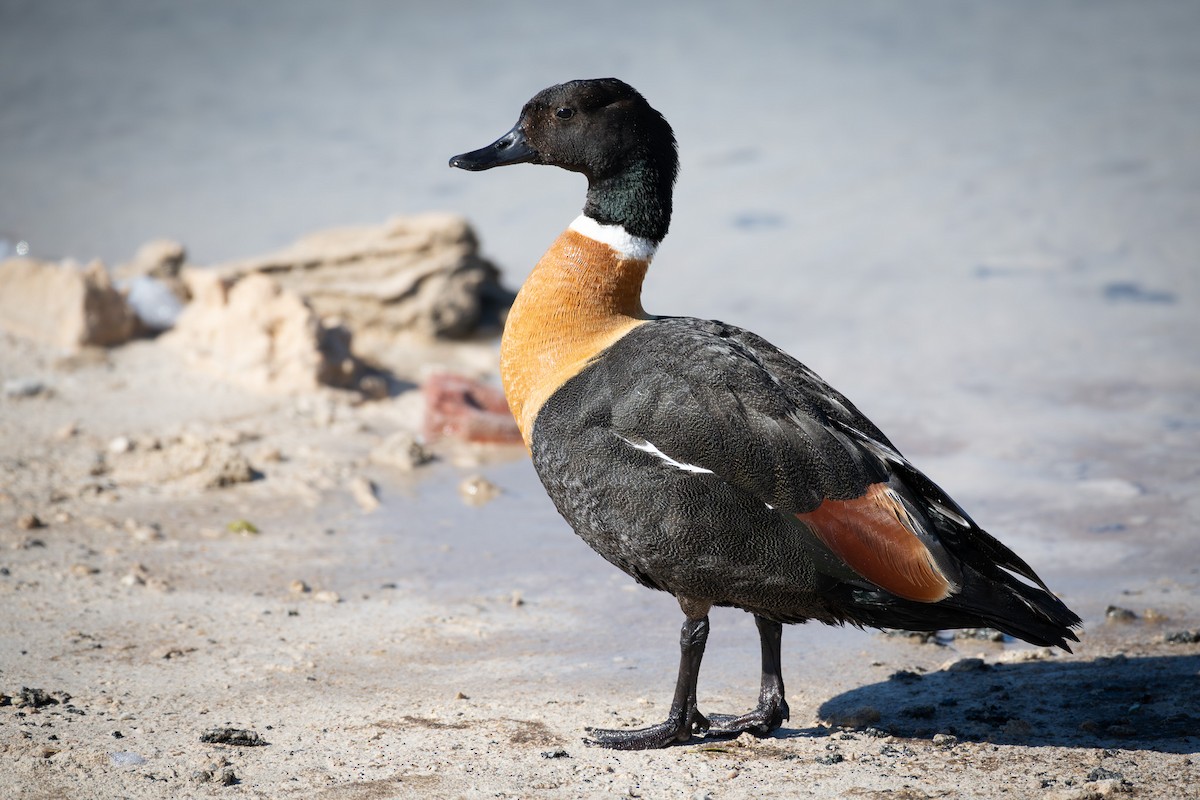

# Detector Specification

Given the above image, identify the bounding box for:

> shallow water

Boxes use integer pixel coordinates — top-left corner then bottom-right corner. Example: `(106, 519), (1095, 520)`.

(4, 1), (1198, 668)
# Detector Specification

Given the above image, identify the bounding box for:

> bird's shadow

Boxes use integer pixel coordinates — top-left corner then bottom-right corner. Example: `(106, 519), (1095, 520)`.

(802, 653), (1200, 754)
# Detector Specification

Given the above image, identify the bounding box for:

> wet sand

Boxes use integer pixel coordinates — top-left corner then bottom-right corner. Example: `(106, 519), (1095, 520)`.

(3, 1), (1200, 797)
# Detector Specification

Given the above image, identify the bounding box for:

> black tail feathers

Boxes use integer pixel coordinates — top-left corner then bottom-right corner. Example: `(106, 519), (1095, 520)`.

(844, 562), (1082, 651)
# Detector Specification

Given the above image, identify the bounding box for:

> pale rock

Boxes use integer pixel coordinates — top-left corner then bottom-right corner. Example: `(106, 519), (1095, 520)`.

(942, 656), (988, 672)
(824, 705), (881, 729)
(54, 421), (80, 440)
(124, 518), (163, 542)
(349, 475), (380, 512)
(0, 257), (137, 349)
(107, 434), (256, 491)
(115, 239), (187, 281)
(3, 377), (49, 398)
(164, 270), (360, 393)
(1043, 778), (1129, 800)
(213, 213), (513, 360)
(996, 647), (1056, 663)
(458, 475), (500, 506)
(369, 430), (433, 471)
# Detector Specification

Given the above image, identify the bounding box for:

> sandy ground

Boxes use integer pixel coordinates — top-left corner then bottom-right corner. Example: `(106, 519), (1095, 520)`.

(3, 1), (1200, 798)
(1, 334), (1198, 800)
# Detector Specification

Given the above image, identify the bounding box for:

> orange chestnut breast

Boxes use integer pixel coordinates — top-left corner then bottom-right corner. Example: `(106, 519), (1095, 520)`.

(500, 228), (651, 448)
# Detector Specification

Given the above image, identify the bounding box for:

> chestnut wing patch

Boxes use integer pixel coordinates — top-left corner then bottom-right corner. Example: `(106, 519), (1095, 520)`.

(796, 483), (954, 603)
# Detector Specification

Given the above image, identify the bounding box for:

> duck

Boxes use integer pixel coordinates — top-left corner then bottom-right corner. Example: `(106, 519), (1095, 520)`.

(448, 77), (1081, 750)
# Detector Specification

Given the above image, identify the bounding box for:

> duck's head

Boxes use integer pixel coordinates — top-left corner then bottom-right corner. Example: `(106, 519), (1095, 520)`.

(450, 78), (678, 241)
(449, 78), (674, 179)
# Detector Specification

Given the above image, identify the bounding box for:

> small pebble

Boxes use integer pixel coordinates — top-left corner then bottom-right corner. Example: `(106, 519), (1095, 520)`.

(3, 378), (48, 398)
(119, 572), (145, 587)
(825, 705), (880, 729)
(369, 431), (432, 471)
(109, 751), (147, 767)
(108, 436), (133, 455)
(932, 733), (958, 747)
(349, 475), (380, 512)
(217, 767), (238, 786)
(357, 374), (388, 400)
(17, 514), (44, 530)
(289, 579), (311, 594)
(943, 657), (988, 672)
(996, 647), (1056, 663)
(1105, 605), (1138, 623)
(458, 475), (501, 507)
(1087, 767), (1124, 782)
(154, 646), (194, 659)
(54, 422), (79, 440)
(124, 519), (162, 542)
(192, 755), (236, 785)
(953, 627), (1006, 642)
(540, 748), (569, 759)
(313, 590), (341, 604)
(256, 446), (283, 463)
(70, 563), (99, 577)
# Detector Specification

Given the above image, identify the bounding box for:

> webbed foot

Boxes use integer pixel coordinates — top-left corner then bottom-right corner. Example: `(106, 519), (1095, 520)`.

(584, 709), (711, 750)
(707, 696), (790, 737)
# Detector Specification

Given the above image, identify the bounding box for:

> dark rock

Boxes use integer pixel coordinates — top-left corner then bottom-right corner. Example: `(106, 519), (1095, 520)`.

(200, 727), (267, 746)
(14, 687), (58, 708)
(1087, 766), (1124, 782)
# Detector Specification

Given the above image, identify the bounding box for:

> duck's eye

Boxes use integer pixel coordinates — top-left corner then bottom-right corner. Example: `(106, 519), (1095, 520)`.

(555, 107), (575, 120)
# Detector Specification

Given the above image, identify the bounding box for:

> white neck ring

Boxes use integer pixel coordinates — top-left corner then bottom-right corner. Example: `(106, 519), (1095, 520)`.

(569, 215), (658, 261)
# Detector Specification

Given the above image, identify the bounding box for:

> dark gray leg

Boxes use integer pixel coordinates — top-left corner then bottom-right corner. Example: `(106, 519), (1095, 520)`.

(707, 615), (790, 736)
(584, 614), (713, 750)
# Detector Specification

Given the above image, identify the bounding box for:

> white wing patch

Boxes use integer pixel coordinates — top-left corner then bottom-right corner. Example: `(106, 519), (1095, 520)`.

(616, 434), (713, 475)
(569, 215), (658, 261)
